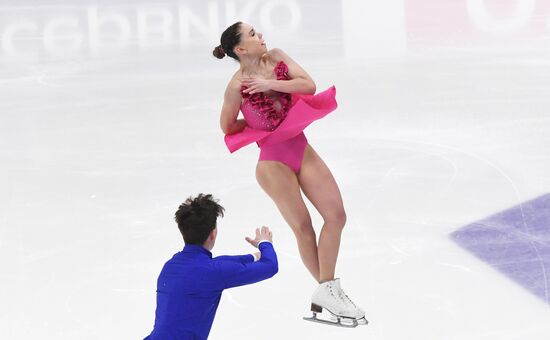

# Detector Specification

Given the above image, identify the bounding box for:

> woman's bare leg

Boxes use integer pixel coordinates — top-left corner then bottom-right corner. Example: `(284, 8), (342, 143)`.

(297, 145), (346, 283)
(256, 161), (320, 281)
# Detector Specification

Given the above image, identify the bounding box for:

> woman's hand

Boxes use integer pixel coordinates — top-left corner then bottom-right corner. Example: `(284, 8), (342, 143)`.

(241, 76), (273, 95)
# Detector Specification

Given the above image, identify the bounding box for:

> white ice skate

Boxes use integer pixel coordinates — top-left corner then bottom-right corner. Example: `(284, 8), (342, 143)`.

(303, 278), (368, 328)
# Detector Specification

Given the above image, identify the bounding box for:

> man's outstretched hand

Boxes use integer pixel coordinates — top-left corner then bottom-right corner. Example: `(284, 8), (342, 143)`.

(245, 226), (273, 248)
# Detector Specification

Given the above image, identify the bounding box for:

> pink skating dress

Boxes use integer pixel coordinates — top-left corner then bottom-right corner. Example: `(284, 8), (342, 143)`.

(224, 60), (338, 173)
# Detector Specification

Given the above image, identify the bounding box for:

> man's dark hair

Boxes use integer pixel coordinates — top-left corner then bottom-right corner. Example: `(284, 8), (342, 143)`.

(175, 194), (225, 245)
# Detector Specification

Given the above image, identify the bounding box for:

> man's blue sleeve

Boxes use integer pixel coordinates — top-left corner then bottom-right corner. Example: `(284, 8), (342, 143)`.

(213, 254), (254, 264)
(217, 242), (278, 289)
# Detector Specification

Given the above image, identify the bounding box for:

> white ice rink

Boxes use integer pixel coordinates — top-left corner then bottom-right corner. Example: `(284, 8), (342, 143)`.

(1, 1), (550, 339)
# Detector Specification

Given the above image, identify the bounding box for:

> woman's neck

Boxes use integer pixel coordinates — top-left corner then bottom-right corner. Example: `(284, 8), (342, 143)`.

(239, 53), (269, 76)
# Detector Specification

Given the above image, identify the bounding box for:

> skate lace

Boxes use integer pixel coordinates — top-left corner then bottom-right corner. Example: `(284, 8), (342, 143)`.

(337, 288), (357, 308)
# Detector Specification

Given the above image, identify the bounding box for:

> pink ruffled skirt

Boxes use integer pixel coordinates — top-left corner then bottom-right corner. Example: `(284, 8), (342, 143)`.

(224, 86), (338, 173)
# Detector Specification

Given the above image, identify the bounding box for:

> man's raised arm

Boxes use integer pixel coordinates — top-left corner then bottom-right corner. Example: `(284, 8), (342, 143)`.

(215, 226), (278, 289)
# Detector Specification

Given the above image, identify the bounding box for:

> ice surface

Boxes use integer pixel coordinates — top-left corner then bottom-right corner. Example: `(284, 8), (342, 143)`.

(1, 1), (550, 339)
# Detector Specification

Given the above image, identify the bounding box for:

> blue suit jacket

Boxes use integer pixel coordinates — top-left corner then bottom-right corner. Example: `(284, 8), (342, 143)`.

(144, 241), (278, 340)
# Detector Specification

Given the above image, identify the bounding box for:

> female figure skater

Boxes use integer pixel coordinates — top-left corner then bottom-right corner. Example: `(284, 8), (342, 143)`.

(213, 22), (366, 327)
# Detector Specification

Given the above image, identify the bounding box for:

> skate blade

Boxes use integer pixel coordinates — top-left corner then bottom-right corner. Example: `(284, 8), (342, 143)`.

(303, 313), (359, 328)
(356, 317), (369, 325)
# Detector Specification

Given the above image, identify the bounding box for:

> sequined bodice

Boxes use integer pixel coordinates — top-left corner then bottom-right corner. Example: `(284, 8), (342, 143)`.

(240, 61), (292, 131)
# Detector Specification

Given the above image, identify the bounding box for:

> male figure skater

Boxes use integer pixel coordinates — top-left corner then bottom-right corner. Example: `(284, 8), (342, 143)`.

(144, 194), (278, 340)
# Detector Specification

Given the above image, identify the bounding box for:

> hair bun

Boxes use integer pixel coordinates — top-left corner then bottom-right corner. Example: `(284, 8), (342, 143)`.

(213, 45), (226, 59)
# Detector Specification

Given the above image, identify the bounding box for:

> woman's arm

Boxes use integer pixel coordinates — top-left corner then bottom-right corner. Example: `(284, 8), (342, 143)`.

(220, 78), (247, 135)
(242, 48), (316, 95)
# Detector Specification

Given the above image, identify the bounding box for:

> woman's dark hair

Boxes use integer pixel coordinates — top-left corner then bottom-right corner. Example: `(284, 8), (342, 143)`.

(212, 21), (242, 60)
(175, 194), (225, 245)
